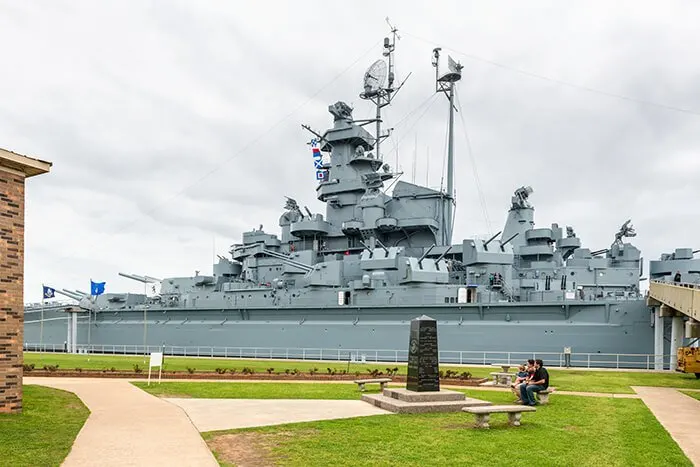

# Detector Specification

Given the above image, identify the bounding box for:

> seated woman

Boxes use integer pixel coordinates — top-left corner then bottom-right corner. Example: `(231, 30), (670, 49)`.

(511, 361), (533, 402)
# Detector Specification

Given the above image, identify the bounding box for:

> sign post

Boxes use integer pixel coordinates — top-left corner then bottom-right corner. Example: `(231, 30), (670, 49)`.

(147, 351), (163, 386)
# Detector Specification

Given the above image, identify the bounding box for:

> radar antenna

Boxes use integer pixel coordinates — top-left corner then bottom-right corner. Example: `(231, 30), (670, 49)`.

(359, 18), (408, 161)
(432, 48), (463, 246)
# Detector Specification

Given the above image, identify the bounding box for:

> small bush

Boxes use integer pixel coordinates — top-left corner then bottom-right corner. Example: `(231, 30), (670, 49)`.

(309, 367), (319, 376)
(186, 367), (195, 374)
(459, 371), (472, 380)
(215, 368), (227, 374)
(266, 368), (274, 374)
(23, 363), (35, 372)
(75, 368), (83, 373)
(229, 368), (237, 375)
(284, 369), (291, 375)
(43, 364), (59, 372)
(133, 364), (143, 374)
(291, 368), (299, 375)
(110, 367), (117, 372)
(438, 370), (444, 379)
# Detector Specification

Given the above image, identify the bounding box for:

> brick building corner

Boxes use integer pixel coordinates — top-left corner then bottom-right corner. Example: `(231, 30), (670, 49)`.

(0, 148), (51, 414)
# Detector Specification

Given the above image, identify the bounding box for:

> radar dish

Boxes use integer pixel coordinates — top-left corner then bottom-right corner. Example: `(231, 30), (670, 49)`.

(361, 59), (387, 98)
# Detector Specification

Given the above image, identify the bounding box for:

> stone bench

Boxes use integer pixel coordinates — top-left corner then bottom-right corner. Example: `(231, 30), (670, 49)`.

(489, 372), (514, 386)
(462, 405), (537, 428)
(535, 387), (555, 404)
(353, 378), (392, 391)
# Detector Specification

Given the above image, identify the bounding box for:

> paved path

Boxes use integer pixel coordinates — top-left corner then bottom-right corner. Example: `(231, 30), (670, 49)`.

(633, 386), (700, 466)
(166, 398), (391, 432)
(25, 377), (217, 467)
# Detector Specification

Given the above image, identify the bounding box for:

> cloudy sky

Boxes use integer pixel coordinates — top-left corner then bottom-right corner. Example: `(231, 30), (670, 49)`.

(2, 1), (699, 302)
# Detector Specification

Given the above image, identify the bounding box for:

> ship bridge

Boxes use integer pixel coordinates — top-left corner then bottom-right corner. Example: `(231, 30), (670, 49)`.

(647, 281), (700, 370)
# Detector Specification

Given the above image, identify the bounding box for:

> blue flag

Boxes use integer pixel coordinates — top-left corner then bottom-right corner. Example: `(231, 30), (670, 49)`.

(90, 280), (106, 296)
(42, 285), (55, 299)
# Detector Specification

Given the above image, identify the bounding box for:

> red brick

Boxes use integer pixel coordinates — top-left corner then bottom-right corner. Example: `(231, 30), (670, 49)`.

(0, 169), (24, 413)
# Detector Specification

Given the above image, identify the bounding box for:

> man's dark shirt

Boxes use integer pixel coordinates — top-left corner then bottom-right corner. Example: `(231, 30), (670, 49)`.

(533, 367), (549, 389)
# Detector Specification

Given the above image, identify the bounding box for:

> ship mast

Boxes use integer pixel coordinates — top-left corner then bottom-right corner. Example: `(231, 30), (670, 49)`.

(361, 18), (401, 160)
(432, 48), (463, 246)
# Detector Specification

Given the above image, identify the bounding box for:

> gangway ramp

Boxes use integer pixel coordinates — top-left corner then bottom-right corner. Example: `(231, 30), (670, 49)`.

(648, 281), (700, 321)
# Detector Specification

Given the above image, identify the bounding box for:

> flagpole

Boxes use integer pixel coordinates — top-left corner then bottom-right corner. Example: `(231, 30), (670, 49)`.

(144, 281), (147, 363)
(40, 286), (45, 355)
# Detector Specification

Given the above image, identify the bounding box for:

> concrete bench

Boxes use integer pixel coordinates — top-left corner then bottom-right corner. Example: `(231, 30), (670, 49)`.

(535, 387), (555, 404)
(462, 405), (537, 428)
(353, 378), (392, 391)
(489, 372), (515, 386)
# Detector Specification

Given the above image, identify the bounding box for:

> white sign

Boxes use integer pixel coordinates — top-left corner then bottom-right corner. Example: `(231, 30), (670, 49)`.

(147, 352), (164, 385)
(149, 352), (163, 367)
(564, 347), (572, 354)
(565, 291), (575, 300)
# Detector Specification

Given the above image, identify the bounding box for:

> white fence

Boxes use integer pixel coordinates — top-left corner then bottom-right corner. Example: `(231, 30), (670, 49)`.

(23, 342), (675, 370)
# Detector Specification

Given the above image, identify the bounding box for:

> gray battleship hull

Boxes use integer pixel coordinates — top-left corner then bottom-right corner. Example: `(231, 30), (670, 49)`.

(24, 299), (656, 366)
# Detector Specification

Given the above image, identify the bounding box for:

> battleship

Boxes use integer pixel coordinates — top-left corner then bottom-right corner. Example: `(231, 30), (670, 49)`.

(23, 30), (699, 367)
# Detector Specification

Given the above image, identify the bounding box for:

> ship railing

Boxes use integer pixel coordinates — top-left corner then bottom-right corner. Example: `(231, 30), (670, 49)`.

(23, 342), (677, 370)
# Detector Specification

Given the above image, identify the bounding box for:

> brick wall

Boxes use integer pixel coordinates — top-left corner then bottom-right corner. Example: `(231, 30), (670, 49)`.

(0, 167), (25, 414)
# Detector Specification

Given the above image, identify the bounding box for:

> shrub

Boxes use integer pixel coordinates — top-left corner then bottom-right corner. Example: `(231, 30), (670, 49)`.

(229, 368), (237, 375)
(43, 364), (58, 372)
(110, 367), (117, 372)
(284, 369), (291, 375)
(186, 367), (195, 374)
(459, 371), (472, 380)
(291, 368), (300, 375)
(309, 367), (319, 376)
(438, 370), (444, 378)
(215, 368), (227, 374)
(266, 368), (274, 374)
(75, 368), (83, 373)
(133, 364), (143, 374)
(23, 363), (35, 372)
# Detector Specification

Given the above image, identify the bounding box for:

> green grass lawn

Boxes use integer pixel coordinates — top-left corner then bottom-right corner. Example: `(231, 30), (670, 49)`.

(0, 385), (89, 466)
(26, 352), (700, 393)
(133, 381), (375, 399)
(201, 389), (691, 467)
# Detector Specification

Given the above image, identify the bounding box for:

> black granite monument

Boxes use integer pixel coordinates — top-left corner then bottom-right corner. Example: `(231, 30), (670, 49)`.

(406, 315), (440, 392)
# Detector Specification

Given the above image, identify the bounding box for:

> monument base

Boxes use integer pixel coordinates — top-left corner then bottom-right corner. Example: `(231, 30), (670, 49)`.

(362, 388), (491, 414)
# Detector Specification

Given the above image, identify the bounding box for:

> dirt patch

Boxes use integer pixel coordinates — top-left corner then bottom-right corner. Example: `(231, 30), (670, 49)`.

(207, 430), (319, 466)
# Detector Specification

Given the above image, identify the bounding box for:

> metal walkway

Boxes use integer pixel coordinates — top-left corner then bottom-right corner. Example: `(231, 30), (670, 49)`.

(647, 281), (700, 371)
(648, 281), (700, 321)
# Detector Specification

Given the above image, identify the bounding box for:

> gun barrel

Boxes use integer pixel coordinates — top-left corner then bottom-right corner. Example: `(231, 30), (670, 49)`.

(118, 272), (150, 283)
(502, 233), (519, 246)
(434, 245), (453, 264)
(58, 289), (83, 300)
(483, 231), (503, 247)
(418, 244), (436, 266)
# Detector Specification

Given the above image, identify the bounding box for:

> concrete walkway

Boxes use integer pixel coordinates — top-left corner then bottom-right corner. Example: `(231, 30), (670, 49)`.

(25, 377), (218, 467)
(166, 398), (391, 432)
(633, 386), (700, 466)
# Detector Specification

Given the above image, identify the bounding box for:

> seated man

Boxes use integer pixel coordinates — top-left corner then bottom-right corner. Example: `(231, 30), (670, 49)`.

(519, 359), (549, 406)
(510, 362), (531, 402)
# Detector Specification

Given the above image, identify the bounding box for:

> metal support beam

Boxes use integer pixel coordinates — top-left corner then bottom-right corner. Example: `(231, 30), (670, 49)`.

(670, 315), (684, 370)
(71, 312), (78, 354)
(654, 308), (665, 370)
